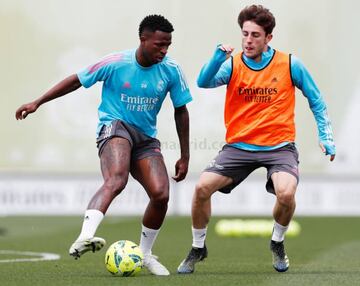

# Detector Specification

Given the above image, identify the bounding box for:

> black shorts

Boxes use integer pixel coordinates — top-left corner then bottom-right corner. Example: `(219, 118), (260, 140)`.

(96, 120), (162, 161)
(204, 143), (299, 194)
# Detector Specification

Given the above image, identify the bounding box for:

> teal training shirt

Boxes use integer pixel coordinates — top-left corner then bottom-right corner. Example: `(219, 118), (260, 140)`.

(78, 49), (192, 138)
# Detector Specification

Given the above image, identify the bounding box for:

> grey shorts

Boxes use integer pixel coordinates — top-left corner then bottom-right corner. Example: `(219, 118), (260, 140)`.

(96, 120), (162, 161)
(204, 143), (299, 194)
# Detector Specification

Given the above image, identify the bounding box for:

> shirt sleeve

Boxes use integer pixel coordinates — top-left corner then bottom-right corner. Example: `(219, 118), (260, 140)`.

(291, 55), (336, 155)
(169, 64), (193, 108)
(197, 45), (232, 88)
(77, 54), (121, 88)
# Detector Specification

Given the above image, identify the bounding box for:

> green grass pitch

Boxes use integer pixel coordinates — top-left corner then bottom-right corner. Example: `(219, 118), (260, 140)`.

(0, 216), (359, 286)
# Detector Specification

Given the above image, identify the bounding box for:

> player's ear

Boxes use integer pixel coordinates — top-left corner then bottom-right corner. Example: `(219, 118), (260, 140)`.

(265, 33), (273, 44)
(140, 30), (152, 42)
(140, 34), (146, 43)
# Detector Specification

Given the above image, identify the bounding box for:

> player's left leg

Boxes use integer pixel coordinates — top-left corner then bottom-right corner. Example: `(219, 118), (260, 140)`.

(131, 155), (170, 276)
(270, 171), (297, 272)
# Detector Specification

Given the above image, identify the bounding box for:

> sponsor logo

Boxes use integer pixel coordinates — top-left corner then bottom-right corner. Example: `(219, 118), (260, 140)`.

(238, 86), (277, 103)
(244, 95), (271, 103)
(120, 94), (159, 112)
(238, 87), (277, 95)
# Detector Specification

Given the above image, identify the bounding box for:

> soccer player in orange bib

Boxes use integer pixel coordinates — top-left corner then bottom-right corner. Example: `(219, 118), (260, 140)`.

(178, 5), (335, 274)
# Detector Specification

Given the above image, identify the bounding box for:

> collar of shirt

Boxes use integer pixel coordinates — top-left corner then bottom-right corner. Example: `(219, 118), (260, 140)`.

(241, 46), (274, 70)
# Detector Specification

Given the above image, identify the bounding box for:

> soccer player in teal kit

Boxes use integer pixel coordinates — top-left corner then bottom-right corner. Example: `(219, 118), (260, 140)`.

(16, 15), (192, 276)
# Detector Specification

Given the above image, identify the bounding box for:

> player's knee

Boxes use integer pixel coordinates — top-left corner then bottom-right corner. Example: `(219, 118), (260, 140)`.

(276, 187), (295, 206)
(150, 183), (169, 206)
(103, 175), (128, 196)
(195, 182), (213, 201)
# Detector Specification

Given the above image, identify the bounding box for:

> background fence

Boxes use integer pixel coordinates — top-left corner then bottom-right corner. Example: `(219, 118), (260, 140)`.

(1, 174), (359, 216)
(2, 0), (359, 215)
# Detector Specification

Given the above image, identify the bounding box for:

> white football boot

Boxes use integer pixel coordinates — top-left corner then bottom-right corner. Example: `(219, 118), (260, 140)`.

(69, 237), (106, 259)
(143, 254), (170, 276)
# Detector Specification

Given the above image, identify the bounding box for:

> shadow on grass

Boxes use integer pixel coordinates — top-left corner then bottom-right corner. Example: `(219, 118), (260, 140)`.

(0, 228), (7, 236)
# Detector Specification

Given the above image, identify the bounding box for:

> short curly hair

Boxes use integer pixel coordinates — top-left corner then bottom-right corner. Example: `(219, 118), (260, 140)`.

(238, 5), (276, 35)
(139, 14), (174, 37)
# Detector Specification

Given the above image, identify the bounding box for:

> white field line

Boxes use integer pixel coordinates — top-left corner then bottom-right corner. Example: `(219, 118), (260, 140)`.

(0, 250), (60, 263)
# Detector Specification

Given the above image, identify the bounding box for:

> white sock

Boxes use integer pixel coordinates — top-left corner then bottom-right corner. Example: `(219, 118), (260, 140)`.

(192, 226), (207, 248)
(139, 225), (160, 256)
(76, 209), (104, 241)
(272, 221), (289, 242)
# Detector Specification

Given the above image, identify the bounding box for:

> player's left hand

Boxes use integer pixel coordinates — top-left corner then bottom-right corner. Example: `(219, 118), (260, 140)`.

(319, 142), (336, 162)
(172, 157), (189, 182)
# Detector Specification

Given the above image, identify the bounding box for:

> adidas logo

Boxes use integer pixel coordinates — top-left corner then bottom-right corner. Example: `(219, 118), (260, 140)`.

(142, 231), (148, 238)
(271, 77), (278, 83)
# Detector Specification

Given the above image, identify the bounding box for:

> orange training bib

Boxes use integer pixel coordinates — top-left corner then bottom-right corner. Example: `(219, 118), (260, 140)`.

(225, 50), (295, 146)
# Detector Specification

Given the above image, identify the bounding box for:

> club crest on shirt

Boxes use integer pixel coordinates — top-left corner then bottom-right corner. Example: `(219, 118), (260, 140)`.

(156, 80), (165, 93)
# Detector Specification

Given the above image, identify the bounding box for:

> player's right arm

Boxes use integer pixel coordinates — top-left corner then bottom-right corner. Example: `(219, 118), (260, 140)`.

(197, 44), (234, 88)
(15, 74), (81, 120)
(16, 52), (121, 120)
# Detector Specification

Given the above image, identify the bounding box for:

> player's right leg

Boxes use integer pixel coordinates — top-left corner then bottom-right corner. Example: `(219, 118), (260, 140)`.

(69, 137), (132, 259)
(270, 171), (297, 272)
(177, 172), (232, 274)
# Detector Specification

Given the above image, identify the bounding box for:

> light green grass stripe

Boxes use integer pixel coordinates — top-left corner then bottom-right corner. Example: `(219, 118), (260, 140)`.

(257, 240), (360, 286)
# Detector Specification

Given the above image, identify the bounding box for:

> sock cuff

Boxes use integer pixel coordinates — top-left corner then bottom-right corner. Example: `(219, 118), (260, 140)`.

(191, 226), (207, 232)
(272, 221), (289, 242)
(142, 224), (160, 234)
(85, 209), (104, 218)
(274, 221), (289, 231)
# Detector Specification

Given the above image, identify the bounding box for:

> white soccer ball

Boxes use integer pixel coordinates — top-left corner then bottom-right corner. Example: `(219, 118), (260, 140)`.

(104, 240), (143, 277)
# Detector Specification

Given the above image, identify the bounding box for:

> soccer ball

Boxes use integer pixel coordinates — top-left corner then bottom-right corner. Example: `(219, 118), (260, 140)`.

(105, 240), (144, 277)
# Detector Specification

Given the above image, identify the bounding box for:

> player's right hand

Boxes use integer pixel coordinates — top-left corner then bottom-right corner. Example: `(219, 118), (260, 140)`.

(219, 44), (234, 59)
(15, 101), (39, 120)
(319, 142), (336, 162)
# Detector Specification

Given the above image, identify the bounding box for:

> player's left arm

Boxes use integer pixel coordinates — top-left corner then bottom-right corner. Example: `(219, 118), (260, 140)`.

(172, 104), (190, 182)
(168, 62), (192, 181)
(291, 55), (335, 161)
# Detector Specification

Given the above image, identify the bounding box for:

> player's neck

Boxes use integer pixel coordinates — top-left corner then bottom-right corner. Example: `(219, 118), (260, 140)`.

(135, 48), (152, 67)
